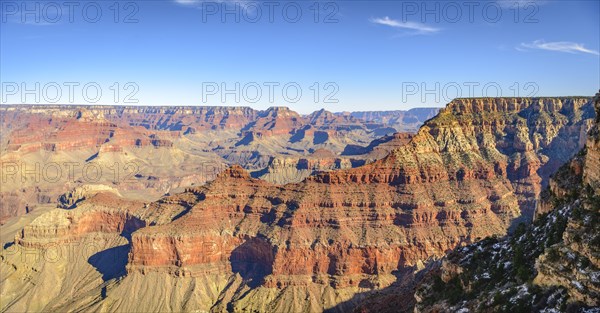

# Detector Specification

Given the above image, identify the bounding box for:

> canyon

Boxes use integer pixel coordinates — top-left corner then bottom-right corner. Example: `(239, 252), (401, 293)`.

(0, 97), (596, 312)
(0, 105), (437, 223)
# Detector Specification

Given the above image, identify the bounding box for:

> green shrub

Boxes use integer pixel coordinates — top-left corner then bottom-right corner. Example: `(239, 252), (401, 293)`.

(546, 248), (560, 262)
(580, 257), (590, 269)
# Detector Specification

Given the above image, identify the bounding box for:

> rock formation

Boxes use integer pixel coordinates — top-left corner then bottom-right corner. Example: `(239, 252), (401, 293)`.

(0, 97), (596, 312)
(358, 92), (600, 313)
(0, 105), (437, 223)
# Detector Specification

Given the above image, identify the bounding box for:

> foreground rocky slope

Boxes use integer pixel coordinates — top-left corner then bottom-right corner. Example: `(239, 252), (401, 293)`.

(358, 92), (600, 313)
(0, 105), (438, 222)
(0, 97), (595, 312)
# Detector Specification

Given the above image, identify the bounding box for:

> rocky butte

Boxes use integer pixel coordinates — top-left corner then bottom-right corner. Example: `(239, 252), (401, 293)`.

(0, 97), (596, 312)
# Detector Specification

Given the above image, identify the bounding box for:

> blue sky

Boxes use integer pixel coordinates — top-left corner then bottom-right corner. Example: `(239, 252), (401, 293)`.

(1, 0), (599, 113)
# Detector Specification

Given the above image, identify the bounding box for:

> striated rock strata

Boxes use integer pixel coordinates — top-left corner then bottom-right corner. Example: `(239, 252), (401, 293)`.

(0, 105), (437, 222)
(0, 97), (596, 312)
(359, 92), (600, 313)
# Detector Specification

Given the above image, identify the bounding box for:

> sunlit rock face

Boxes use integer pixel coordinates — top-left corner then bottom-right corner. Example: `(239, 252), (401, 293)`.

(405, 93), (600, 313)
(0, 105), (438, 223)
(0, 97), (595, 312)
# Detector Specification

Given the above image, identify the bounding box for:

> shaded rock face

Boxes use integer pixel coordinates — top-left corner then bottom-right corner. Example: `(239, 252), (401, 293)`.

(531, 91), (600, 307)
(230, 237), (275, 283)
(0, 97), (596, 312)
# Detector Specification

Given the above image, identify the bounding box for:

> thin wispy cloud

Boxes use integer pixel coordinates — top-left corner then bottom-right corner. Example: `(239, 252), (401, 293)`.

(496, 0), (547, 8)
(173, 0), (252, 11)
(370, 16), (440, 35)
(3, 15), (61, 26)
(174, 0), (198, 5)
(518, 40), (599, 56)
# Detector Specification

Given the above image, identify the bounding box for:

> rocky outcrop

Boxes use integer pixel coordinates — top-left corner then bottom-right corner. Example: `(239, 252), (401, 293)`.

(584, 93), (600, 193)
(342, 132), (414, 159)
(388, 92), (600, 313)
(57, 184), (122, 209)
(15, 192), (147, 249)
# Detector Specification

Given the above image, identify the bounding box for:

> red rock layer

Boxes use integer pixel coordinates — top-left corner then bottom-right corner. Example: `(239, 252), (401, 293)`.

(126, 98), (594, 290)
(15, 192), (147, 249)
(1, 105), (436, 221)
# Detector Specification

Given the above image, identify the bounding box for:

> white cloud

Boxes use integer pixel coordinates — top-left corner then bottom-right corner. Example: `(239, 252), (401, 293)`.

(173, 0), (250, 8)
(174, 0), (199, 5)
(370, 16), (440, 35)
(496, 0), (547, 8)
(173, 0), (257, 15)
(518, 40), (599, 56)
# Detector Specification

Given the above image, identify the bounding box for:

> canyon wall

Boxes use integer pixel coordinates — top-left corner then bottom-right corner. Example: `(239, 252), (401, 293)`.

(0, 105), (438, 222)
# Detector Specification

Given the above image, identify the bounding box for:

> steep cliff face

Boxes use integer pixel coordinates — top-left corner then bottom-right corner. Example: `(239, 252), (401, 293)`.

(532, 92), (600, 307)
(447, 98), (593, 215)
(0, 97), (595, 312)
(409, 164), (599, 312)
(584, 97), (600, 193)
(393, 92), (600, 313)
